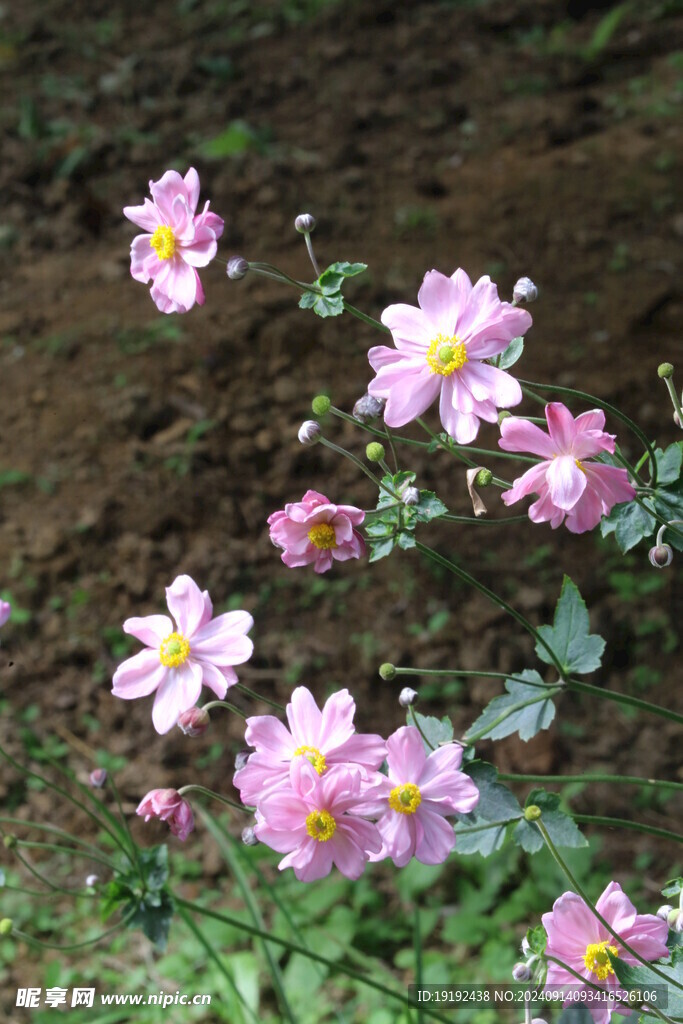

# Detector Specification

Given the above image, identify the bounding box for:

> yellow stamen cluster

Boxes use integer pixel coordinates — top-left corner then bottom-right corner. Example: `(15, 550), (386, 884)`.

(307, 523), (337, 550)
(388, 782), (422, 815)
(150, 225), (177, 261)
(293, 745), (327, 775)
(575, 459), (586, 474)
(305, 809), (336, 842)
(159, 632), (191, 668)
(426, 333), (468, 376)
(583, 940), (619, 981)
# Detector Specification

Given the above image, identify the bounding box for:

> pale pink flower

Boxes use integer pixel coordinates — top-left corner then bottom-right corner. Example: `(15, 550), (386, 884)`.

(267, 490), (366, 573)
(233, 686), (386, 806)
(367, 269), (531, 444)
(124, 168), (224, 314)
(0, 601), (10, 628)
(136, 788), (195, 842)
(255, 760), (382, 882)
(361, 726), (479, 867)
(499, 403), (636, 533)
(543, 881), (670, 1024)
(112, 575), (253, 734)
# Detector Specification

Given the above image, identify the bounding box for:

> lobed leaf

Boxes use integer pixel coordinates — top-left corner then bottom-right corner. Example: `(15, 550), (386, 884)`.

(535, 576), (605, 675)
(467, 670), (557, 742)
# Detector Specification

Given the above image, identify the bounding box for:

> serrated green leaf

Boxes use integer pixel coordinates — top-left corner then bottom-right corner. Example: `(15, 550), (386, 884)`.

(127, 890), (175, 951)
(497, 336), (524, 370)
(655, 443), (683, 486)
(324, 260), (367, 279)
(397, 531), (416, 550)
(608, 951), (683, 1019)
(526, 923), (547, 956)
(654, 483), (683, 551)
(536, 576), (605, 675)
(140, 844), (169, 891)
(298, 292), (317, 310)
(512, 789), (587, 853)
(600, 497), (657, 553)
(467, 670), (557, 742)
(317, 270), (346, 295)
(455, 762), (522, 856)
(368, 536), (396, 562)
(414, 491), (448, 523)
(662, 877), (683, 899)
(411, 712), (453, 751)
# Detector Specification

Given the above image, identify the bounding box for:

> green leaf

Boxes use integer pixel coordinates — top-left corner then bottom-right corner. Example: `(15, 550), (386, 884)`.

(298, 292), (317, 310)
(367, 535), (396, 562)
(497, 336), (524, 370)
(413, 490), (448, 523)
(662, 877), (683, 899)
(608, 951), (683, 1019)
(526, 923), (547, 956)
(536, 576), (605, 675)
(512, 789), (588, 854)
(655, 442), (683, 486)
(322, 260), (367, 280)
(467, 670), (557, 742)
(127, 890), (175, 951)
(139, 844), (169, 891)
(601, 497), (657, 553)
(454, 762), (522, 856)
(411, 712), (453, 751)
(654, 482), (683, 552)
(196, 120), (264, 159)
(397, 531), (416, 550)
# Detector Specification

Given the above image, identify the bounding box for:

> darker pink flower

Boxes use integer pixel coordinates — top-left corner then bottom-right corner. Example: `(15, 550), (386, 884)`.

(361, 726), (479, 867)
(124, 168), (224, 314)
(254, 761), (382, 882)
(267, 490), (366, 573)
(499, 403), (636, 533)
(112, 574), (253, 734)
(0, 601), (10, 628)
(234, 686), (386, 806)
(367, 269), (531, 444)
(137, 788), (195, 842)
(543, 881), (669, 1023)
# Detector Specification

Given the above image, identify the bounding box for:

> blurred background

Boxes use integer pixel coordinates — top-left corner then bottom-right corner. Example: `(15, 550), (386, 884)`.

(0, 0), (681, 1020)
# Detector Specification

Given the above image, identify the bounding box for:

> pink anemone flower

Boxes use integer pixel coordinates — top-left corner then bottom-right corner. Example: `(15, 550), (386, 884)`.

(367, 268), (532, 444)
(137, 788), (195, 842)
(255, 760), (383, 882)
(267, 490), (366, 573)
(499, 403), (636, 533)
(362, 726), (479, 867)
(543, 881), (670, 1024)
(112, 574), (253, 734)
(233, 686), (386, 806)
(124, 168), (224, 314)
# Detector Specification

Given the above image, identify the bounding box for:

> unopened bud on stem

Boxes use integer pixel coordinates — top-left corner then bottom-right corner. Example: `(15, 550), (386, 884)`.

(657, 904), (674, 921)
(177, 706), (210, 737)
(403, 486), (419, 506)
(513, 277), (538, 303)
(399, 687), (419, 707)
(512, 962), (532, 982)
(89, 768), (107, 788)
(311, 394), (331, 416)
(353, 394), (385, 424)
(227, 256), (249, 280)
(0, 919), (13, 935)
(294, 213), (316, 234)
(658, 362), (674, 379)
(379, 663), (396, 681)
(298, 420), (321, 446)
(241, 826), (259, 846)
(366, 441), (385, 463)
(649, 544), (673, 569)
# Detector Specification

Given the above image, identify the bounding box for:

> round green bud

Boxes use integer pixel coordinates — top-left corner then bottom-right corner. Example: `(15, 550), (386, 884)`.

(0, 919), (13, 935)
(658, 362), (674, 379)
(524, 805), (542, 822)
(311, 394), (331, 416)
(3, 835), (16, 849)
(379, 662), (396, 681)
(498, 410), (512, 424)
(474, 468), (493, 487)
(366, 442), (385, 463)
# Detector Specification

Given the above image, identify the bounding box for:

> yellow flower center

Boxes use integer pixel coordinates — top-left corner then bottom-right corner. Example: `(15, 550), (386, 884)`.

(150, 225), (177, 261)
(307, 523), (337, 550)
(159, 632), (191, 668)
(388, 782), (422, 815)
(293, 745), (327, 775)
(426, 334), (468, 376)
(575, 459), (586, 474)
(583, 940), (619, 981)
(305, 809), (336, 842)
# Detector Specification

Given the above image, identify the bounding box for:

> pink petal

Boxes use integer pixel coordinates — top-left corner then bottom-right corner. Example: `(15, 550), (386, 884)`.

(380, 304), (431, 354)
(582, 463), (635, 506)
(284, 840), (334, 882)
(543, 892), (603, 958)
(313, 550), (334, 573)
(151, 660), (203, 734)
(287, 687), (323, 746)
(164, 259), (200, 313)
(338, 816), (383, 856)
(499, 417), (556, 458)
(571, 430), (616, 461)
(565, 487), (604, 534)
(546, 403), (579, 453)
(192, 609), (253, 648)
(419, 743), (464, 780)
(618, 915), (669, 963)
(546, 455), (587, 510)
(191, 632), (253, 667)
(244, 714), (295, 757)
(197, 659), (230, 699)
(421, 773), (480, 813)
(257, 791), (310, 830)
(333, 733), (387, 769)
(414, 807), (456, 864)
(180, 224), (218, 267)
(130, 234), (156, 282)
(183, 167), (200, 212)
(166, 575), (209, 637)
(123, 614), (173, 648)
(438, 381), (480, 443)
(330, 828), (369, 879)
(318, 689), (356, 751)
(149, 170), (187, 221)
(123, 198), (163, 232)
(459, 361), (522, 409)
(529, 488), (566, 528)
(574, 409), (606, 433)
(386, 725), (426, 784)
(464, 305), (532, 359)
(500, 462), (550, 505)
(377, 811), (416, 867)
(383, 369), (441, 427)
(449, 267), (473, 309)
(417, 270), (459, 334)
(112, 649), (167, 698)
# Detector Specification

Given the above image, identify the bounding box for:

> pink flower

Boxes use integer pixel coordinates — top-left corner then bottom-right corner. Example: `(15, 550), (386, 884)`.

(137, 788), (195, 842)
(499, 403), (636, 534)
(112, 575), (253, 734)
(362, 726), (479, 867)
(543, 881), (670, 1024)
(267, 490), (366, 573)
(0, 601), (10, 628)
(254, 760), (382, 882)
(123, 168), (224, 314)
(367, 269), (531, 444)
(234, 686), (386, 806)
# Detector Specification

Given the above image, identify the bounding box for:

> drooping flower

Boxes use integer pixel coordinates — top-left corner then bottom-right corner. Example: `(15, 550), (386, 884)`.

(499, 403), (636, 533)
(361, 726), (479, 867)
(233, 686), (386, 806)
(542, 881), (669, 1023)
(255, 760), (382, 882)
(123, 168), (224, 314)
(137, 788), (195, 842)
(267, 490), (366, 573)
(367, 269), (531, 444)
(112, 575), (253, 734)
(0, 601), (10, 628)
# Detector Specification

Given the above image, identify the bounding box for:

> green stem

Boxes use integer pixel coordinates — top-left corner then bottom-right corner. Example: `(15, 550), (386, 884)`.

(12, 912), (134, 951)
(440, 513), (533, 525)
(416, 418), (512, 487)
(319, 437), (399, 498)
(391, 667), (553, 686)
(566, 678), (683, 725)
(107, 774), (141, 874)
(499, 772), (683, 792)
(11, 839), (117, 872)
(196, 699), (246, 719)
(384, 425), (400, 472)
(343, 300), (388, 333)
(535, 819), (683, 991)
(234, 684), (285, 712)
(329, 406), (429, 446)
(574, 814), (683, 844)
(463, 688), (562, 744)
(414, 542), (568, 680)
(0, 816), (118, 857)
(177, 785), (246, 813)
(455, 817), (521, 837)
(663, 376), (683, 428)
(408, 706), (436, 750)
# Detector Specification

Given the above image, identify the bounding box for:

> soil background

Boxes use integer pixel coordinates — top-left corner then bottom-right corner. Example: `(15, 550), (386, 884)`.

(0, 0), (681, 1010)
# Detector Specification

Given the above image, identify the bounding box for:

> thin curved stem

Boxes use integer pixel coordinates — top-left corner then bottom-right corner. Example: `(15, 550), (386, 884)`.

(440, 513), (532, 525)
(11, 839), (118, 872)
(343, 301), (388, 333)
(499, 772), (683, 792)
(319, 437), (399, 498)
(566, 678), (683, 725)
(176, 785), (246, 813)
(12, 913), (134, 952)
(573, 814), (683, 844)
(234, 684), (285, 712)
(408, 706), (436, 750)
(416, 418), (512, 487)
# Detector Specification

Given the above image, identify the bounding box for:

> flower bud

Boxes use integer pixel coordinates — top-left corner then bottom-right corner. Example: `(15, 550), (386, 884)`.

(675, 409), (681, 428)
(366, 441), (385, 463)
(498, 410), (512, 424)
(673, 911), (683, 934)
(649, 544), (673, 568)
(520, 936), (531, 956)
(0, 600), (10, 628)
(474, 468), (492, 488)
(234, 749), (251, 772)
(89, 768), (107, 788)
(524, 805), (542, 822)
(513, 277), (538, 303)
(379, 663), (396, 681)
(295, 213), (316, 234)
(0, 919), (13, 935)
(398, 687), (419, 707)
(353, 393), (385, 424)
(227, 256), (249, 280)
(3, 835), (16, 848)
(403, 486), (419, 506)
(85, 874), (99, 888)
(512, 962), (532, 982)
(241, 825), (259, 846)
(657, 904), (674, 921)
(311, 394), (331, 416)
(298, 420), (321, 446)
(658, 362), (674, 379)
(177, 706), (210, 737)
